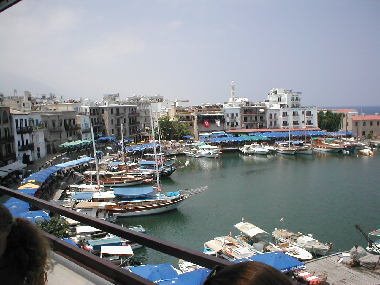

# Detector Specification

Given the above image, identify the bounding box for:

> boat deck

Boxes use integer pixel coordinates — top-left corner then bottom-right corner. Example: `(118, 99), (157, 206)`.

(304, 253), (380, 285)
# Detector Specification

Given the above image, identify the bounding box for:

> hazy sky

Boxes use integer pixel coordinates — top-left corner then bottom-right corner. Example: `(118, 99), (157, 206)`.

(1, 0), (379, 106)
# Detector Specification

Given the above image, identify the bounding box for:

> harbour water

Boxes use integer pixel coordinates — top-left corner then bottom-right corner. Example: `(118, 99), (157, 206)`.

(118, 152), (380, 264)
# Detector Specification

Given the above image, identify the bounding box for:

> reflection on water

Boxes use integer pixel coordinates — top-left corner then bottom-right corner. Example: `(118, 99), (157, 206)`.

(116, 152), (380, 264)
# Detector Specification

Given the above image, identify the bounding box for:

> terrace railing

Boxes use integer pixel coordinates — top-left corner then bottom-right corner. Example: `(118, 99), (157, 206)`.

(0, 185), (231, 285)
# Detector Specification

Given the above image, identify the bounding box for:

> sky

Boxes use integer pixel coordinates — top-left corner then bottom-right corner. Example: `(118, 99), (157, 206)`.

(0, 0), (379, 106)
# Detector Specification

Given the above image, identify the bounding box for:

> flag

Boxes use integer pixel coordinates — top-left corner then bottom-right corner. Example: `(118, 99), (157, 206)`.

(203, 120), (210, 128)
(215, 119), (220, 127)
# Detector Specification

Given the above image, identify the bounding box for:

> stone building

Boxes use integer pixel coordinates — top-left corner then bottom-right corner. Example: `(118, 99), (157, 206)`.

(0, 106), (16, 167)
(351, 115), (380, 139)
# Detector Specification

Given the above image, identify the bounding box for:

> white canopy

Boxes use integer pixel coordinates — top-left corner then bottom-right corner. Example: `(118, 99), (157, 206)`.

(100, 245), (133, 256)
(234, 222), (268, 238)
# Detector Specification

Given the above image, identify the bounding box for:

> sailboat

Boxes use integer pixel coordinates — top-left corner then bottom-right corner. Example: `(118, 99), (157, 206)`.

(103, 108), (203, 218)
(276, 129), (297, 155)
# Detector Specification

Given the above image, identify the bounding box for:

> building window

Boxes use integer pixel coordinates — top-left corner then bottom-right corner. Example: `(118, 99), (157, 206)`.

(370, 121), (373, 126)
(282, 112), (287, 117)
(362, 131), (365, 136)
(355, 122), (358, 126)
(111, 119), (114, 125)
(102, 109), (104, 114)
(293, 111), (298, 116)
(363, 122), (366, 126)
(227, 122), (230, 126)
(293, 121), (299, 125)
(377, 121), (379, 126)
(111, 108), (114, 114)
(282, 121), (288, 126)
(269, 114), (272, 119)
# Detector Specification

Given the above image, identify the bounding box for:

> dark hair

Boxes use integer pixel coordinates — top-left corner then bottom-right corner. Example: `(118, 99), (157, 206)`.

(0, 205), (50, 285)
(204, 261), (292, 285)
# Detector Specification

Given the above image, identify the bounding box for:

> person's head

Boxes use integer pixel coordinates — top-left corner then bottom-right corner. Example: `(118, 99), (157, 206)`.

(204, 261), (292, 285)
(0, 204), (50, 285)
(0, 204), (13, 257)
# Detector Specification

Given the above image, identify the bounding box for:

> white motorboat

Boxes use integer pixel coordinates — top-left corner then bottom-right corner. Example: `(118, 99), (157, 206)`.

(239, 144), (270, 155)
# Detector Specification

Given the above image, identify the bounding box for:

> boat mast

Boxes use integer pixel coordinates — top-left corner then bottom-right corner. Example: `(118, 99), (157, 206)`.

(90, 124), (101, 190)
(121, 123), (125, 163)
(288, 128), (291, 148)
(150, 107), (160, 189)
(156, 117), (164, 165)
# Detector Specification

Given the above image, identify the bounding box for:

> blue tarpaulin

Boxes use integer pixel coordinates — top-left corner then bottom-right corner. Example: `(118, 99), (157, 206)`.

(129, 264), (179, 282)
(19, 188), (38, 196)
(125, 143), (159, 153)
(72, 192), (94, 201)
(62, 238), (80, 247)
(249, 252), (304, 273)
(158, 268), (211, 285)
(113, 186), (154, 198)
(16, 210), (50, 223)
(3, 198), (30, 215)
(56, 156), (93, 168)
(87, 236), (124, 251)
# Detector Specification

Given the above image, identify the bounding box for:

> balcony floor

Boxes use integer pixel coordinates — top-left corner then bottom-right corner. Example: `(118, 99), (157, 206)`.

(48, 252), (113, 285)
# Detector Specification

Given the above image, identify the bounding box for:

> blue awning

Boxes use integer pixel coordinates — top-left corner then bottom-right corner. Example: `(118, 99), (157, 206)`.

(19, 188), (38, 196)
(72, 192), (94, 201)
(139, 160), (157, 165)
(249, 252), (304, 273)
(158, 268), (211, 285)
(129, 264), (179, 282)
(3, 198), (30, 215)
(113, 186), (154, 198)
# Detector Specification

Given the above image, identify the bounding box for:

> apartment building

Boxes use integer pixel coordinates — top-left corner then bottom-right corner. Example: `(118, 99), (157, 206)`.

(0, 106), (16, 167)
(265, 88), (318, 129)
(10, 110), (46, 163)
(351, 115), (380, 138)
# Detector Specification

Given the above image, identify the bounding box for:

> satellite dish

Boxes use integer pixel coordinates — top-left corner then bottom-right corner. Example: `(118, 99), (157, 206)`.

(259, 109), (265, 113)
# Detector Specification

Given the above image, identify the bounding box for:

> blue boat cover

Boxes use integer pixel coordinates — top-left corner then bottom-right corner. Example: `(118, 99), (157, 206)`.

(249, 252), (304, 273)
(16, 210), (50, 223)
(62, 238), (80, 247)
(166, 191), (180, 197)
(87, 236), (123, 251)
(129, 263), (179, 282)
(72, 192), (94, 201)
(113, 186), (154, 198)
(158, 268), (211, 285)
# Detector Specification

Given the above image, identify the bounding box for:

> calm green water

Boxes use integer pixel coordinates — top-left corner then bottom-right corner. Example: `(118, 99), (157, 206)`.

(119, 152), (380, 264)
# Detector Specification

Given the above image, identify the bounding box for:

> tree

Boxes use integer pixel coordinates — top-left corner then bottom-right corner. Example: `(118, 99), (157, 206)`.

(37, 215), (70, 238)
(158, 116), (191, 140)
(317, 111), (343, 132)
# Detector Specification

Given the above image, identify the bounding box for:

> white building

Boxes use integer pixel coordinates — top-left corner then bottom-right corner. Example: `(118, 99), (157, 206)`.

(10, 110), (46, 164)
(76, 115), (91, 140)
(223, 82), (249, 130)
(265, 88), (317, 129)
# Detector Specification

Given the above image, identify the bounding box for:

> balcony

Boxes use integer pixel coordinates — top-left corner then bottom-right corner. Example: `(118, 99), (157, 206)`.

(0, 186), (231, 285)
(16, 126), (33, 134)
(0, 153), (16, 164)
(0, 135), (14, 143)
(18, 143), (34, 151)
(128, 112), (140, 117)
(64, 124), (80, 131)
(48, 126), (63, 132)
(81, 127), (91, 133)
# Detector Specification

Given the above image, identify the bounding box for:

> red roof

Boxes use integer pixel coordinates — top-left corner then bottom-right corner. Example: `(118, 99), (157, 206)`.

(331, 109), (358, 114)
(352, 115), (380, 121)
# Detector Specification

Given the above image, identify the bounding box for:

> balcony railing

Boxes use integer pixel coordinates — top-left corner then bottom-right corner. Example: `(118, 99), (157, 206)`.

(18, 143), (34, 151)
(16, 126), (33, 134)
(0, 186), (231, 285)
(64, 125), (80, 131)
(0, 136), (14, 143)
(0, 153), (16, 164)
